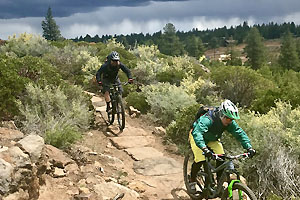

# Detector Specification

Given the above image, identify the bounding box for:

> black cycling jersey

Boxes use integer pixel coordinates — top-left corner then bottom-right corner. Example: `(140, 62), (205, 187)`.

(96, 61), (132, 82)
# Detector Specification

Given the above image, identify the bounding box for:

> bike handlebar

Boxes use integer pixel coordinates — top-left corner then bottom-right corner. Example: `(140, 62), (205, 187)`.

(212, 153), (250, 161)
(111, 82), (130, 87)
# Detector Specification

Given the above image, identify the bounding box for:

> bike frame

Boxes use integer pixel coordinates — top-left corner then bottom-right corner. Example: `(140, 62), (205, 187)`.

(108, 82), (128, 112)
(109, 83), (122, 114)
(199, 153), (249, 199)
(107, 82), (128, 130)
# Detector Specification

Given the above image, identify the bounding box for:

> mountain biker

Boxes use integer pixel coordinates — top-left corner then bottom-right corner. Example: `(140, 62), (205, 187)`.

(189, 99), (256, 193)
(96, 51), (133, 112)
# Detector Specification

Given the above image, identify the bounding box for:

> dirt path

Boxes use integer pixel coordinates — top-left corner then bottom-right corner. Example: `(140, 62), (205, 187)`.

(90, 95), (190, 200)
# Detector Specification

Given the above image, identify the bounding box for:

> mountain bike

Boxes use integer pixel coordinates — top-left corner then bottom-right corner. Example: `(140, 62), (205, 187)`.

(183, 150), (257, 200)
(106, 82), (128, 130)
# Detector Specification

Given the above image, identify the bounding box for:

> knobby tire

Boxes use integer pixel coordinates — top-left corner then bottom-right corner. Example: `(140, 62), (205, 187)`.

(183, 150), (205, 200)
(116, 95), (125, 130)
(107, 101), (114, 125)
(221, 182), (257, 200)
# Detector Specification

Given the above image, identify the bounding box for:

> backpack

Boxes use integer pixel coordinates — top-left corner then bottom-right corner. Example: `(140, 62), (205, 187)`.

(194, 105), (215, 122)
(190, 105), (216, 130)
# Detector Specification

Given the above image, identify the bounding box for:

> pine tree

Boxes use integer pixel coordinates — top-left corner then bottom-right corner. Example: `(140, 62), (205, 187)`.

(226, 49), (242, 66)
(244, 27), (266, 69)
(41, 7), (62, 41)
(158, 23), (184, 56)
(296, 39), (300, 60)
(278, 31), (300, 71)
(185, 35), (205, 58)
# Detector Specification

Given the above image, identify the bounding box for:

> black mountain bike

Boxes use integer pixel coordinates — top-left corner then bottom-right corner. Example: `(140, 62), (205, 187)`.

(106, 82), (127, 130)
(183, 150), (257, 200)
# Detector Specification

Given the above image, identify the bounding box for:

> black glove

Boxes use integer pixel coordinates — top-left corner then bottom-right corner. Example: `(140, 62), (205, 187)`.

(202, 147), (214, 158)
(247, 148), (256, 158)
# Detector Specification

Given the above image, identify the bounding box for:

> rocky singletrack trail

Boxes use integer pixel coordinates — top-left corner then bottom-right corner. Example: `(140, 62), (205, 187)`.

(86, 94), (190, 200)
(0, 92), (223, 200)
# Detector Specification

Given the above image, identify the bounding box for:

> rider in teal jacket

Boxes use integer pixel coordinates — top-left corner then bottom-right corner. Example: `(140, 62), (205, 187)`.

(191, 110), (252, 150)
(188, 100), (255, 193)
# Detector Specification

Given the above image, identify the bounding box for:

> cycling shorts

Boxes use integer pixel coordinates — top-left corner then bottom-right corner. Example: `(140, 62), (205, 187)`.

(189, 130), (225, 162)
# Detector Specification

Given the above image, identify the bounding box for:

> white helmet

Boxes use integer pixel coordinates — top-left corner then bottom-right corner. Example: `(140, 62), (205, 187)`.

(109, 51), (120, 61)
(221, 100), (240, 119)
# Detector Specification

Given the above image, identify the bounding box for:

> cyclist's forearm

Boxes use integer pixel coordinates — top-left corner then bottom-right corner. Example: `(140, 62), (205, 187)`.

(96, 71), (102, 82)
(120, 64), (132, 79)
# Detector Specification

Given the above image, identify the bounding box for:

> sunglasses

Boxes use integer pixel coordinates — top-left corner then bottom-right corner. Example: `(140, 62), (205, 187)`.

(224, 116), (234, 121)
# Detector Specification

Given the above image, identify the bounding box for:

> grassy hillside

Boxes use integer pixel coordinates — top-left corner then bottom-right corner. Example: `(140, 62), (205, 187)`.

(205, 39), (281, 63)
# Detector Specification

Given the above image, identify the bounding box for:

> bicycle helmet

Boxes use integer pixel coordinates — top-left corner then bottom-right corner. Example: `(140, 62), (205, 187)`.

(109, 51), (120, 61)
(221, 99), (240, 120)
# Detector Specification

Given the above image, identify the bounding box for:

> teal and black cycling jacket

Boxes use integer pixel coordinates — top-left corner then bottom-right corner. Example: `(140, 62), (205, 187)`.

(191, 110), (252, 150)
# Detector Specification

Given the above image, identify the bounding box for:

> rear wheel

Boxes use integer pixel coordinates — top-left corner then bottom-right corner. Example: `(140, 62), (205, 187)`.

(221, 182), (257, 200)
(183, 149), (205, 199)
(116, 95), (125, 130)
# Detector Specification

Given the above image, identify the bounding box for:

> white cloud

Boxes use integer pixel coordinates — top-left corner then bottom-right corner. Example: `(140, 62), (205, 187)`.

(0, 18), (42, 39)
(63, 23), (101, 38)
(281, 12), (300, 24)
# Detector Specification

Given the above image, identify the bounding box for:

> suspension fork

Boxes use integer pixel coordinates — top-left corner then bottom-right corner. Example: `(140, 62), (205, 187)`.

(110, 91), (117, 114)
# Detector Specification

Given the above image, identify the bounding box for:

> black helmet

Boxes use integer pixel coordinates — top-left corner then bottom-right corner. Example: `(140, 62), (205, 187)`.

(109, 51), (120, 61)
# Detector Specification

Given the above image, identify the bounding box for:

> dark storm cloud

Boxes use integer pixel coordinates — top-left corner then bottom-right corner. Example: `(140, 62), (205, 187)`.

(1, 0), (300, 23)
(0, 0), (188, 19)
(1, 0), (300, 39)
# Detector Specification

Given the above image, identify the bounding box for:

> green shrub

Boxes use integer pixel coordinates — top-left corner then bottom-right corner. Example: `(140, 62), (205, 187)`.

(0, 56), (27, 119)
(234, 101), (300, 199)
(0, 54), (61, 120)
(43, 44), (95, 85)
(252, 67), (300, 113)
(0, 33), (54, 57)
(156, 70), (184, 85)
(211, 65), (275, 108)
(131, 46), (204, 86)
(45, 126), (82, 149)
(195, 80), (222, 105)
(125, 91), (150, 114)
(17, 83), (93, 139)
(96, 39), (137, 69)
(143, 83), (196, 125)
(50, 40), (74, 49)
(166, 104), (199, 145)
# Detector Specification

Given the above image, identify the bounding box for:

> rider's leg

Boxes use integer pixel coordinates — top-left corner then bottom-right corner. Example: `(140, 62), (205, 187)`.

(104, 91), (111, 110)
(190, 161), (205, 182)
(189, 130), (206, 184)
(207, 141), (225, 182)
(104, 91), (111, 102)
(102, 81), (111, 111)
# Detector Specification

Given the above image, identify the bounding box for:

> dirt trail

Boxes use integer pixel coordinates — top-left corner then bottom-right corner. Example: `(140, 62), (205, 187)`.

(89, 95), (191, 200)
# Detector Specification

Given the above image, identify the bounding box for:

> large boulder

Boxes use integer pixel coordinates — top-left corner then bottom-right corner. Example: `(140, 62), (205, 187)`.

(17, 135), (44, 163)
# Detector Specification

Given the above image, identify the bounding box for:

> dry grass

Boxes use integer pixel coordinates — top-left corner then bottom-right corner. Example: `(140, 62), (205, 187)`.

(204, 39), (281, 62)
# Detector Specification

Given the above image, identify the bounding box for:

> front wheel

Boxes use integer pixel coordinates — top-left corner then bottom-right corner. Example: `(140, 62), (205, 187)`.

(221, 182), (257, 200)
(116, 95), (125, 130)
(107, 101), (114, 125)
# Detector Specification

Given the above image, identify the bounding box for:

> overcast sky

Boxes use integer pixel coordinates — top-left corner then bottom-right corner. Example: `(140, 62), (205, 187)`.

(1, 0), (300, 40)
